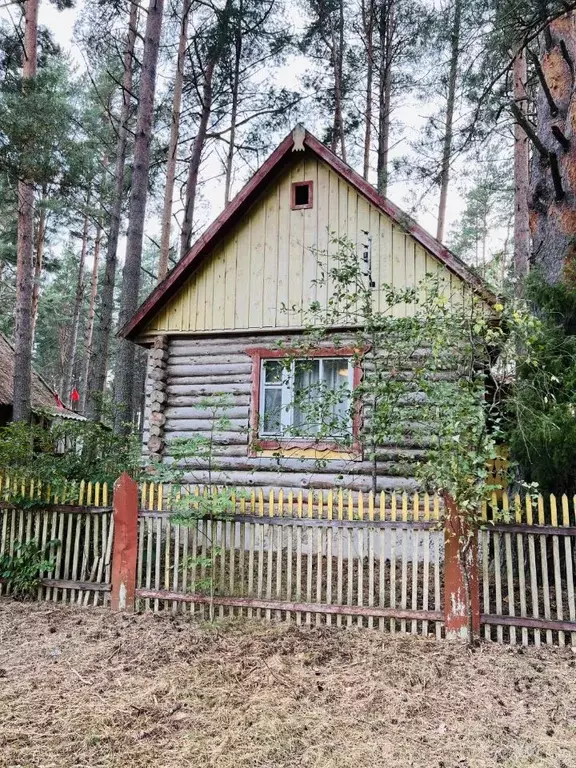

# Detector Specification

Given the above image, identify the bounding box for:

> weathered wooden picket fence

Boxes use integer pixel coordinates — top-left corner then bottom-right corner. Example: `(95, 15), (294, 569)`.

(0, 477), (113, 605)
(1, 472), (575, 646)
(480, 493), (576, 647)
(136, 482), (444, 636)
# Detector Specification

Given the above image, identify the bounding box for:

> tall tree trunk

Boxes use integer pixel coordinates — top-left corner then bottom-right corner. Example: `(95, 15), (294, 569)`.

(330, 1), (347, 162)
(63, 206), (90, 406)
(86, 1), (138, 422)
(114, 0), (165, 433)
(80, 220), (102, 413)
(13, 0), (38, 423)
(179, 55), (217, 259)
(513, 49), (530, 290)
(158, 0), (191, 282)
(31, 190), (47, 341)
(224, 7), (243, 206)
(377, 0), (394, 196)
(362, 0), (375, 179)
(436, 0), (462, 243)
(530, 14), (576, 284)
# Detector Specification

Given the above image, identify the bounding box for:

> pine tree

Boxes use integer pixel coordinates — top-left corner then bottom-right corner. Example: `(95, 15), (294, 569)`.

(114, 0), (165, 432)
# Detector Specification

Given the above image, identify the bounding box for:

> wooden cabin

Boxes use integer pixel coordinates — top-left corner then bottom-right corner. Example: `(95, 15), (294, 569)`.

(0, 333), (83, 426)
(121, 128), (494, 492)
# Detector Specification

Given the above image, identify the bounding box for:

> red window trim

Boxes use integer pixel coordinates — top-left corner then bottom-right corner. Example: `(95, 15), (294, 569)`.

(290, 180), (314, 210)
(246, 346), (363, 456)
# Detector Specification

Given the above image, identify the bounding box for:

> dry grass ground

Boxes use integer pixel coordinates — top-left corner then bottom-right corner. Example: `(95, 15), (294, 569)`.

(1, 601), (576, 768)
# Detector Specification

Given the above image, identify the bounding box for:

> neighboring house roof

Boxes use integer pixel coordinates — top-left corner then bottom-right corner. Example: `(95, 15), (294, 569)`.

(0, 333), (85, 421)
(120, 127), (497, 341)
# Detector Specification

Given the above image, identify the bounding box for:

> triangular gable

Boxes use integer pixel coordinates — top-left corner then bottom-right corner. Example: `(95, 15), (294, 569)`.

(120, 129), (496, 341)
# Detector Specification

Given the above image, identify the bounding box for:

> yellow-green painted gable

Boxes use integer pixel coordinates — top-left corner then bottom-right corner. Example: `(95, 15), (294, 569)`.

(143, 151), (468, 336)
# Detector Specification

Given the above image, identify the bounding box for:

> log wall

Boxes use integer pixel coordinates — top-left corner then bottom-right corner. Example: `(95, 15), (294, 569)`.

(149, 333), (429, 493)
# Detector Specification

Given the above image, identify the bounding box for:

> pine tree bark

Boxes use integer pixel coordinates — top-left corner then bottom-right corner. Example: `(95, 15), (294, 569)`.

(179, 55), (217, 259)
(114, 0), (165, 433)
(362, 0), (375, 180)
(224, 5), (243, 206)
(63, 206), (90, 406)
(13, 0), (38, 422)
(513, 49), (530, 289)
(377, 0), (394, 196)
(86, 1), (138, 422)
(436, 0), (462, 243)
(158, 0), (191, 282)
(31, 190), (47, 341)
(330, 0), (347, 162)
(80, 220), (102, 413)
(530, 13), (576, 284)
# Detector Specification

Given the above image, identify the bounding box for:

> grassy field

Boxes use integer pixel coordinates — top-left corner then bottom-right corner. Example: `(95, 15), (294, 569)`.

(1, 601), (575, 767)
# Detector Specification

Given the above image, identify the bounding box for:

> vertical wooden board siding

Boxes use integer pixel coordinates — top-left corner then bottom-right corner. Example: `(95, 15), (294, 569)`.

(325, 169), (340, 307)
(276, 172), (291, 322)
(392, 228), (407, 317)
(224, 235), (238, 330)
(302, 157), (318, 312)
(404, 241), (416, 304)
(211, 248), (226, 330)
(288, 161), (306, 325)
(315, 162), (330, 312)
(414, 246), (427, 292)
(234, 216), (251, 328)
(377, 216), (393, 312)
(368, 205), (381, 307)
(144, 153), (475, 336)
(248, 198), (265, 329)
(194, 260), (207, 332)
(262, 184), (279, 327)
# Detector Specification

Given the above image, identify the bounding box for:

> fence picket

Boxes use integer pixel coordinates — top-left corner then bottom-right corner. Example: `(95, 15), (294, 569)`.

(550, 495), (564, 646)
(525, 496), (540, 646)
(390, 492), (397, 635)
(563, 495), (576, 647)
(538, 495), (553, 645)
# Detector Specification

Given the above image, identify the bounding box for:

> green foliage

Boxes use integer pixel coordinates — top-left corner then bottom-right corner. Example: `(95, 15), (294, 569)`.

(146, 395), (242, 620)
(0, 539), (57, 598)
(0, 419), (140, 493)
(508, 274), (576, 496)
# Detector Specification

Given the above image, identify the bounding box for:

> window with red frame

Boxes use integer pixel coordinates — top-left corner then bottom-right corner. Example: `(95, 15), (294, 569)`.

(291, 181), (313, 210)
(259, 356), (353, 439)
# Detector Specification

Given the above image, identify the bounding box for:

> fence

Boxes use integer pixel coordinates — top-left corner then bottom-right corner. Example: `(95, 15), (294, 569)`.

(0, 476), (113, 605)
(480, 493), (576, 647)
(1, 472), (576, 646)
(135, 482), (445, 636)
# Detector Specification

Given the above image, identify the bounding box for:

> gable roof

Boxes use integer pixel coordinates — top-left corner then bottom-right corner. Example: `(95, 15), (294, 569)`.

(0, 333), (84, 421)
(120, 128), (496, 341)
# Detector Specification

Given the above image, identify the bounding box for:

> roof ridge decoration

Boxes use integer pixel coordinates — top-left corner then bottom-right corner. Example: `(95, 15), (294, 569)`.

(120, 128), (497, 340)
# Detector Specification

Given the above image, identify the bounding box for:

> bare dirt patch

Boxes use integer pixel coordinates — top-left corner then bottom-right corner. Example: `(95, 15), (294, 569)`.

(1, 600), (576, 767)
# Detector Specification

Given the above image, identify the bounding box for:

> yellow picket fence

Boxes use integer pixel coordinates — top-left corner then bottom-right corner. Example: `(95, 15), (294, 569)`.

(136, 483), (445, 636)
(480, 492), (576, 647)
(0, 475), (113, 605)
(1, 473), (576, 647)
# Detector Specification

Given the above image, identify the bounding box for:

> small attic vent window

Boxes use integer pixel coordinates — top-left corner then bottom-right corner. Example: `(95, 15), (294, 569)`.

(291, 181), (313, 210)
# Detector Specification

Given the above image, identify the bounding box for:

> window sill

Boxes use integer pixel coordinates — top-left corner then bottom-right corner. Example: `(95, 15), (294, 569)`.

(250, 439), (361, 461)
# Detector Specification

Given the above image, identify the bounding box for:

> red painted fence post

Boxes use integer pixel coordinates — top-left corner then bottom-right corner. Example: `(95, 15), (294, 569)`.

(110, 472), (139, 612)
(444, 495), (480, 640)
